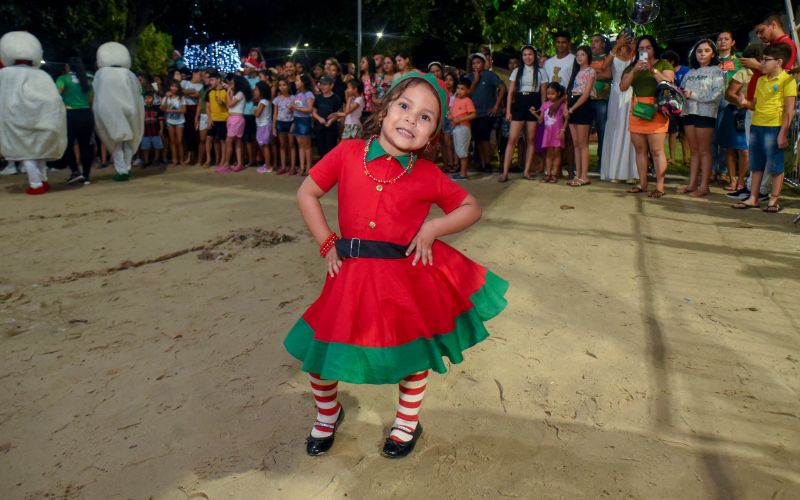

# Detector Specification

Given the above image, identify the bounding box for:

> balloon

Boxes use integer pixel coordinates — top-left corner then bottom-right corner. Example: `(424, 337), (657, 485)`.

(627, 0), (660, 25)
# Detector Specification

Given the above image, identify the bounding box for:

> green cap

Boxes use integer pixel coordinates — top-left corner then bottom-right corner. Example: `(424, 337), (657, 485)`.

(388, 70), (449, 129)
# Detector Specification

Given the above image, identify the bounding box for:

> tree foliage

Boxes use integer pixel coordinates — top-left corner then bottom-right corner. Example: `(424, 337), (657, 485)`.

(487, 0), (631, 54)
(1, 0), (789, 70)
(0, 0), (190, 64)
(0, 0), (128, 62)
(133, 24), (173, 77)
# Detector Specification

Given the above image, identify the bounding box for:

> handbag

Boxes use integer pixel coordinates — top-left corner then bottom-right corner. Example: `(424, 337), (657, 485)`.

(656, 81), (685, 117)
(632, 97), (656, 120)
(734, 108), (747, 132)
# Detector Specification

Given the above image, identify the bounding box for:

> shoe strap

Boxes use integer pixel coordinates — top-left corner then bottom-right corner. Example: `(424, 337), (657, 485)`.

(314, 420), (336, 430)
(391, 425), (416, 436)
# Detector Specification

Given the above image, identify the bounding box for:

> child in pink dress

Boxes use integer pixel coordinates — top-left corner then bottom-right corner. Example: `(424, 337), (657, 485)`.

(535, 82), (568, 182)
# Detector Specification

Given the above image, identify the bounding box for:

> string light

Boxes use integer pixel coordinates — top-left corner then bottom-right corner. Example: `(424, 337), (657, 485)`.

(182, 0), (240, 72)
(183, 40), (240, 72)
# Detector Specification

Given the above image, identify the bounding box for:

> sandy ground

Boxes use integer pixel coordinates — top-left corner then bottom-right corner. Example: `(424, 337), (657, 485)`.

(0, 164), (799, 500)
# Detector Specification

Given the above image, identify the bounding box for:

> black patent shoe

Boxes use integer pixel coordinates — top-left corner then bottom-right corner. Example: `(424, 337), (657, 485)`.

(305, 407), (345, 456)
(381, 422), (423, 459)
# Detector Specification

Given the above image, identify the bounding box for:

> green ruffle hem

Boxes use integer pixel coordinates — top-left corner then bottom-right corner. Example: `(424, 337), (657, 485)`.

(283, 270), (509, 384)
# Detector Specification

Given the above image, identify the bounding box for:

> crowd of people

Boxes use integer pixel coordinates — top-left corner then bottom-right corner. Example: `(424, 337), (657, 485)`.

(1, 14), (797, 211)
(1, 16), (797, 462)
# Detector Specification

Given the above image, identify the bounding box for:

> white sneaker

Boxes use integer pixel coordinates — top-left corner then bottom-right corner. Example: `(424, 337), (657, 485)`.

(0, 164), (18, 175)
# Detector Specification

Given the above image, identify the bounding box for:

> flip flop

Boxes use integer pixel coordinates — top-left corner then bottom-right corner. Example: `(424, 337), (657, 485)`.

(648, 189), (665, 198)
(731, 202), (759, 209)
(627, 185), (646, 193)
(762, 204), (782, 213)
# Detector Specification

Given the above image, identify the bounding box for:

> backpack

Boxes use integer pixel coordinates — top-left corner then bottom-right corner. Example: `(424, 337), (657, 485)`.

(656, 80), (684, 117)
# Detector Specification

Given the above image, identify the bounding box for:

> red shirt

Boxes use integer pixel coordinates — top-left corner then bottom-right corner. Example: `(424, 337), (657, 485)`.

(747, 35), (798, 100)
(310, 139), (468, 246)
(774, 34), (797, 69)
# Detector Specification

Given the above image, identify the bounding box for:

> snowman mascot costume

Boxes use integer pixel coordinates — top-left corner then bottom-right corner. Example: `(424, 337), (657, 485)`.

(93, 42), (143, 181)
(0, 31), (67, 195)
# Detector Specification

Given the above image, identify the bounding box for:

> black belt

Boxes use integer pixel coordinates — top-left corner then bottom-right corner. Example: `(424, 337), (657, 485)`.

(518, 91), (538, 96)
(335, 238), (408, 259)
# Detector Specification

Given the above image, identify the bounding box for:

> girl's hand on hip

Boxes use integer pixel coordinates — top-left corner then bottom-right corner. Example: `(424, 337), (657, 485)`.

(325, 249), (343, 277)
(406, 222), (436, 266)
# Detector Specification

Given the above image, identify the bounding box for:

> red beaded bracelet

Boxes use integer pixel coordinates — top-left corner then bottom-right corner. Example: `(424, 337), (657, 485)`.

(320, 233), (339, 257)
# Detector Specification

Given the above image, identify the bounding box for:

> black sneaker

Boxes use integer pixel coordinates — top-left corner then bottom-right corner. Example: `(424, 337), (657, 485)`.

(725, 188), (750, 200)
(67, 173), (85, 184)
(758, 193), (770, 203)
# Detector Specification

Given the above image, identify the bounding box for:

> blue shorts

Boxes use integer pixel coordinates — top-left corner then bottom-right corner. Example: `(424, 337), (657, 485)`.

(748, 125), (784, 174)
(140, 136), (163, 150)
(292, 116), (312, 137)
(717, 106), (748, 150)
(442, 117), (453, 134)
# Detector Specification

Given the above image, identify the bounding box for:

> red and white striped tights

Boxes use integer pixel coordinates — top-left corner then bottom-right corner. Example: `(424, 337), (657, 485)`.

(389, 370), (428, 442)
(308, 370), (429, 443)
(309, 373), (341, 439)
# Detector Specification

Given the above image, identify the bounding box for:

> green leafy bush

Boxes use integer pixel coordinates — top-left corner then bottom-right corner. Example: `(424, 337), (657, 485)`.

(133, 23), (172, 76)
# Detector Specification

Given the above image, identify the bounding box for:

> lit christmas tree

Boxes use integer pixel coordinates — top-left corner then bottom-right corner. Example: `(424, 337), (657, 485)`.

(182, 0), (240, 73)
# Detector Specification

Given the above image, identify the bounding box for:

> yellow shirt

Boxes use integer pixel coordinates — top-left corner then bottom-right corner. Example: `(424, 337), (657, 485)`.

(208, 89), (229, 122)
(752, 71), (797, 127)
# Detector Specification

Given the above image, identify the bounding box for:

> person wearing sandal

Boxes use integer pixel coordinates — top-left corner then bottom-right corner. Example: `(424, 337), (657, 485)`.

(450, 78), (477, 181)
(537, 83), (568, 184)
(500, 45), (549, 182)
(721, 43), (762, 195)
(619, 36), (675, 198)
(565, 46), (596, 187)
(678, 39), (725, 198)
(731, 44), (796, 213)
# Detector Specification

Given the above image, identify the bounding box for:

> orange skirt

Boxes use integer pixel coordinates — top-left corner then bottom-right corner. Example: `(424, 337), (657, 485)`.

(629, 96), (668, 135)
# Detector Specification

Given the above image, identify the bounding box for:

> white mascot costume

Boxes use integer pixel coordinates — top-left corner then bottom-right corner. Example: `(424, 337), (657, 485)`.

(93, 42), (143, 181)
(0, 31), (67, 195)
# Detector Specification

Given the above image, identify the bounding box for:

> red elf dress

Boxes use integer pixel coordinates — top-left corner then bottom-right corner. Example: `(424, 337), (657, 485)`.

(284, 138), (509, 384)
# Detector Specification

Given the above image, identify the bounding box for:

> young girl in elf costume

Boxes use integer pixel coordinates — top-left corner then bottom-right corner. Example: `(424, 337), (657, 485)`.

(285, 71), (509, 458)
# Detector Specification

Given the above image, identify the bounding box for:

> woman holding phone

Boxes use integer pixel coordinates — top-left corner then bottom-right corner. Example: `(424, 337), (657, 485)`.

(619, 35), (675, 198)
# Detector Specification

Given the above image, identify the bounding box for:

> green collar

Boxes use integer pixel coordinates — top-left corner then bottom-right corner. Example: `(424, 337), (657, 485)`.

(366, 138), (414, 172)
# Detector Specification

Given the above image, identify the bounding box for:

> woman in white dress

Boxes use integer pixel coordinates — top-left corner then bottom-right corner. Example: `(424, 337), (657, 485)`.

(601, 32), (638, 181)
